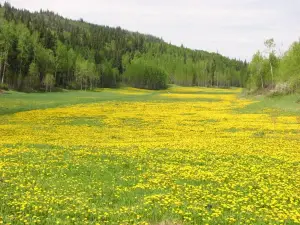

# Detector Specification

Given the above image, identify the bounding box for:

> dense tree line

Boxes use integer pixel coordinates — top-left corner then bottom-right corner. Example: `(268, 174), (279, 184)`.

(123, 62), (167, 90)
(247, 38), (300, 94)
(124, 44), (248, 88)
(0, 3), (247, 91)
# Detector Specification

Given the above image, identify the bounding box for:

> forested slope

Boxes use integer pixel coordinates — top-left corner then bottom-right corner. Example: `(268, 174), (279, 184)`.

(0, 3), (247, 91)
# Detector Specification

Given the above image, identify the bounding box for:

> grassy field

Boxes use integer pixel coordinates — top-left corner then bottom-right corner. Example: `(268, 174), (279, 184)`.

(0, 87), (226, 115)
(0, 87), (299, 224)
(240, 93), (300, 115)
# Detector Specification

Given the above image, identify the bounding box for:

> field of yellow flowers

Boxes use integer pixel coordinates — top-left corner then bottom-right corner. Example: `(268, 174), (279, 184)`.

(0, 87), (299, 224)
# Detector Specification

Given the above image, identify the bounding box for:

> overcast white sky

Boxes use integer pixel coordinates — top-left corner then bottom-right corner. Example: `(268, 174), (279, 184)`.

(1, 0), (300, 61)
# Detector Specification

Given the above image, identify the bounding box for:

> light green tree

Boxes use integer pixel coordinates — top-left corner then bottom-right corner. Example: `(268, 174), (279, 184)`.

(0, 21), (14, 84)
(43, 73), (55, 92)
(67, 48), (77, 78)
(279, 41), (300, 92)
(55, 41), (68, 80)
(17, 24), (31, 78)
(249, 51), (265, 89)
(28, 62), (40, 89)
(264, 38), (276, 88)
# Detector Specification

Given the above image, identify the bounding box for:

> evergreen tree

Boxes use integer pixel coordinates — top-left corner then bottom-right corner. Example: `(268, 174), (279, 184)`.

(0, 3), (248, 91)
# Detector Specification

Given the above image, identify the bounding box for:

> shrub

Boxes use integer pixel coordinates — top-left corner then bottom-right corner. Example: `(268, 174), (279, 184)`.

(0, 83), (9, 91)
(289, 77), (300, 93)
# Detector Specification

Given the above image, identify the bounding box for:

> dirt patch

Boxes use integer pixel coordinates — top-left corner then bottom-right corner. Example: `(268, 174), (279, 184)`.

(0, 90), (10, 94)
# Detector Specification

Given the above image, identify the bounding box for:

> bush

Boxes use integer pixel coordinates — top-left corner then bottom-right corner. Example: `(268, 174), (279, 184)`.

(0, 83), (9, 91)
(289, 77), (300, 93)
(123, 63), (167, 90)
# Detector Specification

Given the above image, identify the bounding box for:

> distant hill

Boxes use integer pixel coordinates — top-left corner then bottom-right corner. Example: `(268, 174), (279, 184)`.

(0, 2), (248, 91)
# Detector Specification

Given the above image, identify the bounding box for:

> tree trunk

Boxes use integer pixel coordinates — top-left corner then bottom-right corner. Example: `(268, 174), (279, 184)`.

(0, 61), (2, 84)
(259, 68), (264, 89)
(67, 69), (70, 87)
(19, 59), (22, 76)
(2, 61), (7, 84)
(270, 62), (274, 88)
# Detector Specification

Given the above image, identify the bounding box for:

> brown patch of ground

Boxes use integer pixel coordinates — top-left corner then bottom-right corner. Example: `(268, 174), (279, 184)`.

(156, 221), (182, 225)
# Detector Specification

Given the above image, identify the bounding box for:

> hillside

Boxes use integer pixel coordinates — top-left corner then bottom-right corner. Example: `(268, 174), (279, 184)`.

(0, 2), (247, 91)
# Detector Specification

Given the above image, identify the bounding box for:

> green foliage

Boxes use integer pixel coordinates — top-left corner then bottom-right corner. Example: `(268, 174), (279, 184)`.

(98, 60), (118, 88)
(0, 20), (15, 85)
(135, 45), (248, 88)
(43, 73), (55, 92)
(74, 56), (98, 90)
(278, 41), (300, 92)
(123, 62), (167, 90)
(36, 45), (55, 75)
(0, 82), (8, 90)
(247, 51), (264, 90)
(0, 3), (247, 91)
(248, 39), (300, 94)
(26, 62), (40, 90)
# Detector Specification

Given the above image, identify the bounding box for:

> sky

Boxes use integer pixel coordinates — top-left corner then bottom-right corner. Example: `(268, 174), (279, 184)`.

(1, 0), (300, 61)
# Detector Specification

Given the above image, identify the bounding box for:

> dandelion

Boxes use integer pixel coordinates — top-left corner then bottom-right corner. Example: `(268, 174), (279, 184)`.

(0, 87), (299, 224)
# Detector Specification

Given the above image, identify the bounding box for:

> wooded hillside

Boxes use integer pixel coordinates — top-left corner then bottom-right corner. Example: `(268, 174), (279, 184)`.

(0, 3), (248, 91)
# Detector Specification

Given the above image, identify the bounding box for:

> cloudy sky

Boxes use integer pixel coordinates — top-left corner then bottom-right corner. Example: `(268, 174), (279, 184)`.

(1, 0), (300, 60)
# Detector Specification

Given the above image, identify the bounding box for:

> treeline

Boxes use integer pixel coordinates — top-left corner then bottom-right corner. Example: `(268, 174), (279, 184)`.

(247, 38), (300, 94)
(0, 2), (247, 91)
(124, 46), (248, 87)
(123, 62), (167, 90)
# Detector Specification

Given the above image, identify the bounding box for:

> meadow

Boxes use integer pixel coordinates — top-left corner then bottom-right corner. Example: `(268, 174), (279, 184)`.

(0, 87), (299, 225)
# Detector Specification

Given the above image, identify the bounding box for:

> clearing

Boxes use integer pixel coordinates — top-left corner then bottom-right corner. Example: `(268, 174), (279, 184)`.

(0, 87), (299, 224)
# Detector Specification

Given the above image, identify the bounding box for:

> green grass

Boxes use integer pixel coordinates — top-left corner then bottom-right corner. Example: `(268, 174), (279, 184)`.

(1, 87), (299, 224)
(239, 94), (300, 115)
(0, 90), (145, 115)
(0, 89), (220, 115)
(2, 88), (299, 116)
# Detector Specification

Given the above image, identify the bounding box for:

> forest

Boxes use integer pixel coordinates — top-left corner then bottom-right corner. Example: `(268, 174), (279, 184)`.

(0, 3), (248, 91)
